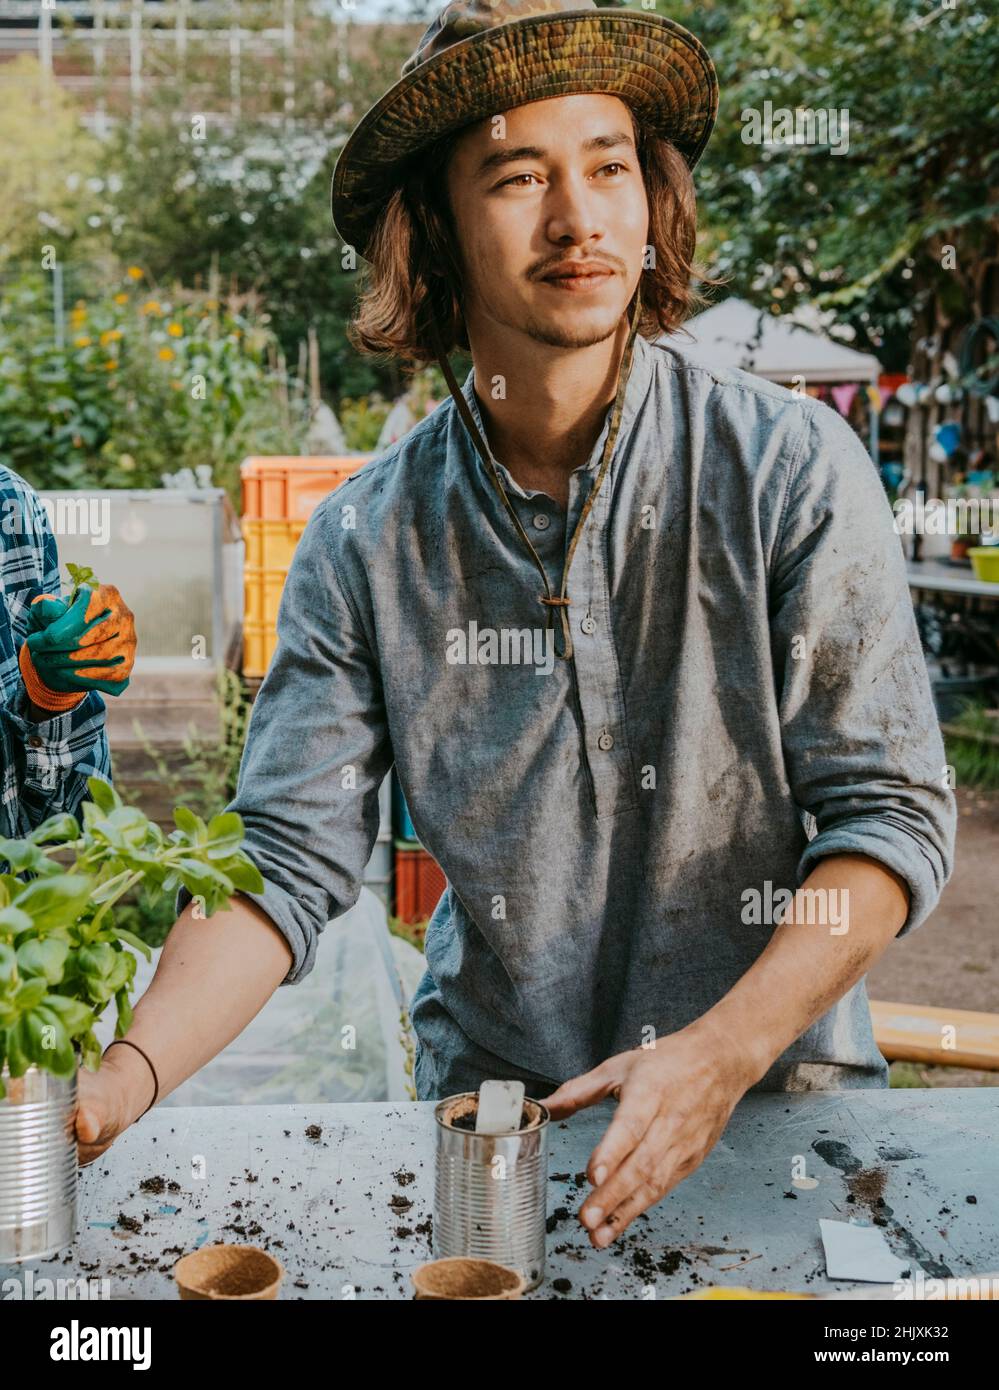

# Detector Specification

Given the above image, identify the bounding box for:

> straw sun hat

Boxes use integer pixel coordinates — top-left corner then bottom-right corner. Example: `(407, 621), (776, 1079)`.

(330, 0), (719, 259)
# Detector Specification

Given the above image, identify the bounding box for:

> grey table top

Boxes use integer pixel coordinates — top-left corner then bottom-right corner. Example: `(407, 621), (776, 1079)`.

(4, 1088), (997, 1300)
(907, 558), (999, 598)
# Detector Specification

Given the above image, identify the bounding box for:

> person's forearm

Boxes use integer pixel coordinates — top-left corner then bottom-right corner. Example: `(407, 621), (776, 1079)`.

(696, 853), (910, 1087)
(101, 894), (294, 1123)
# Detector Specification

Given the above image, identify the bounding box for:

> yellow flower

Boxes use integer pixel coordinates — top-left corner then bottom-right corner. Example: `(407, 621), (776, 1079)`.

(70, 309), (87, 326)
(141, 300), (162, 316)
(74, 335), (92, 348)
(170, 380), (184, 391)
(99, 329), (122, 345)
(113, 292), (129, 305)
(166, 322), (183, 338)
(103, 360), (118, 370)
(157, 346), (175, 362)
(127, 266), (144, 280)
(118, 454), (136, 471)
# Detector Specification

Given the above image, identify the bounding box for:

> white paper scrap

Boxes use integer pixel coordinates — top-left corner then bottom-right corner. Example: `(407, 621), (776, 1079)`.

(819, 1218), (911, 1283)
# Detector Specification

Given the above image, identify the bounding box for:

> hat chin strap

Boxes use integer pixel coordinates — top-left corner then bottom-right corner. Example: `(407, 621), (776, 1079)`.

(431, 282), (643, 662)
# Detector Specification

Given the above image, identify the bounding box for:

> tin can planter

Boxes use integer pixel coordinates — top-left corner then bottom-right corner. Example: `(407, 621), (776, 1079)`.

(0, 1063), (78, 1264)
(433, 1092), (549, 1290)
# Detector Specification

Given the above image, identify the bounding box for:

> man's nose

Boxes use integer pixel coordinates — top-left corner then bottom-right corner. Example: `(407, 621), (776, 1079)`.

(544, 174), (605, 245)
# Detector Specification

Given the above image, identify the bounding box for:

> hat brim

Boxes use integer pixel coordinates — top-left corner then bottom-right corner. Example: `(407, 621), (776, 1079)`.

(331, 10), (718, 258)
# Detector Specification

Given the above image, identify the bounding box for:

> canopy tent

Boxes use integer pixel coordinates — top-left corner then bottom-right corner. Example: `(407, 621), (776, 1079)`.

(663, 298), (883, 456)
(667, 297), (881, 383)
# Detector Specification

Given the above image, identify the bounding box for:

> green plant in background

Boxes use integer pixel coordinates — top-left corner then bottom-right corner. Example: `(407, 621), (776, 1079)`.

(114, 668), (251, 948)
(0, 266), (310, 505)
(943, 700), (999, 791)
(0, 776), (263, 1095)
(337, 393), (392, 453)
(122, 667), (250, 821)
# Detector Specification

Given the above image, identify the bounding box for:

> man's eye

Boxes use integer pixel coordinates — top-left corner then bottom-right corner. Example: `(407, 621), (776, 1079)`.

(498, 163), (627, 189)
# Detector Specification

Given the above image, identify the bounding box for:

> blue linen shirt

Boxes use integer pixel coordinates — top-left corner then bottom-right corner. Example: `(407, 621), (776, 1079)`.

(0, 467), (111, 838)
(204, 331), (956, 1098)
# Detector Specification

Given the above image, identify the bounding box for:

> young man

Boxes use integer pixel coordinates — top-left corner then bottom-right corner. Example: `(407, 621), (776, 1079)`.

(1, 466), (136, 836)
(78, 2), (955, 1248)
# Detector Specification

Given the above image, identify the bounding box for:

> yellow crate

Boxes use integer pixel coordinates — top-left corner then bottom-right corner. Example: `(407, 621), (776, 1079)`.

(243, 619), (278, 679)
(244, 567), (288, 626)
(242, 518), (306, 570)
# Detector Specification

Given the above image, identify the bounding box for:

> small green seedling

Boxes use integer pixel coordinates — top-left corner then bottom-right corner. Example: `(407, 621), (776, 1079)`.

(65, 563), (100, 603)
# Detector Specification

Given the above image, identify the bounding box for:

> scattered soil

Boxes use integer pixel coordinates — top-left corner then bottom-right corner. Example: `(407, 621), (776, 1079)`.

(848, 1166), (888, 1214)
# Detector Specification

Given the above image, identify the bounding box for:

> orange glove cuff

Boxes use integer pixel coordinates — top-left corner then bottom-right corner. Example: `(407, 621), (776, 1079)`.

(18, 641), (87, 714)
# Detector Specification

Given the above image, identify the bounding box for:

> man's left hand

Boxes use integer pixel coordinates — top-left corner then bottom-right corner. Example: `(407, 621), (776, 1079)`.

(543, 1020), (755, 1248)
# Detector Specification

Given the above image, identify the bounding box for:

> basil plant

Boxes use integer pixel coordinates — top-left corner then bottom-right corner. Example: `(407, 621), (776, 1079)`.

(0, 777), (264, 1096)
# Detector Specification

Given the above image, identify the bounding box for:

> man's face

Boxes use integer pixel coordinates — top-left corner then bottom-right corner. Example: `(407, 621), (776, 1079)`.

(445, 93), (649, 351)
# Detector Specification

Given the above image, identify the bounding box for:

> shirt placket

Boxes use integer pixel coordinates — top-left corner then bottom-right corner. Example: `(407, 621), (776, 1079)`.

(465, 378), (638, 819)
(563, 464), (637, 818)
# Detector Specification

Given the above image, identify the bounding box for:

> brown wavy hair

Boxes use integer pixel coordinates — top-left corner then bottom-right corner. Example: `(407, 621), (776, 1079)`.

(347, 104), (721, 367)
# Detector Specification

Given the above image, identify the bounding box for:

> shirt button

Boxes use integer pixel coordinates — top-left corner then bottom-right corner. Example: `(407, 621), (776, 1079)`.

(28, 735), (43, 748)
(532, 513), (550, 530)
(580, 615), (597, 635)
(597, 730), (614, 752)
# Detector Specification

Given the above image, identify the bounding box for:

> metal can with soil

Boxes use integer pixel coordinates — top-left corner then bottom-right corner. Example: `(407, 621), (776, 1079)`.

(433, 1092), (549, 1290)
(0, 1064), (78, 1264)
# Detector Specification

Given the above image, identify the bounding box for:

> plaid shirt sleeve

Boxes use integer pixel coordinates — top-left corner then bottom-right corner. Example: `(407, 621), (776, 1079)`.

(0, 468), (112, 837)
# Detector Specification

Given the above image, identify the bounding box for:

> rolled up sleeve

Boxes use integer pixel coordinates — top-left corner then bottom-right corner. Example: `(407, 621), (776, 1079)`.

(769, 402), (956, 936)
(177, 493), (393, 982)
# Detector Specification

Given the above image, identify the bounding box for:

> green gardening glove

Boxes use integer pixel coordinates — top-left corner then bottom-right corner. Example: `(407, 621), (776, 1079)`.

(22, 584), (137, 698)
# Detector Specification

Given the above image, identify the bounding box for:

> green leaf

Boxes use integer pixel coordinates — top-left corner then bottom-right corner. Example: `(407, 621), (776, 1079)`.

(205, 811), (244, 857)
(14, 977), (48, 1011)
(16, 937), (69, 985)
(42, 993), (96, 1034)
(0, 942), (16, 987)
(4, 1018), (31, 1077)
(66, 562), (99, 596)
(12, 875), (95, 934)
(86, 776), (120, 814)
(77, 1027), (102, 1071)
(0, 906), (33, 941)
(178, 859), (234, 898)
(109, 928), (153, 962)
(173, 806), (200, 836)
(114, 987), (133, 1038)
(0, 838), (50, 875)
(28, 813), (81, 846)
(222, 856), (265, 894)
(25, 1007), (76, 1076)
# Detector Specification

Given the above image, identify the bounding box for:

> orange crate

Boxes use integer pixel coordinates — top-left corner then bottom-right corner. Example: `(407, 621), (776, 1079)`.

(394, 840), (447, 925)
(241, 456), (371, 522)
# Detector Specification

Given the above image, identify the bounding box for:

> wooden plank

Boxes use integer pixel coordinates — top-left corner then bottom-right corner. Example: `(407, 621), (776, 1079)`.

(871, 999), (999, 1070)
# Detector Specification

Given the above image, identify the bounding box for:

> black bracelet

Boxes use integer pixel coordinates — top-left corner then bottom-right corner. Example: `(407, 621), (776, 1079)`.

(102, 1038), (159, 1117)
